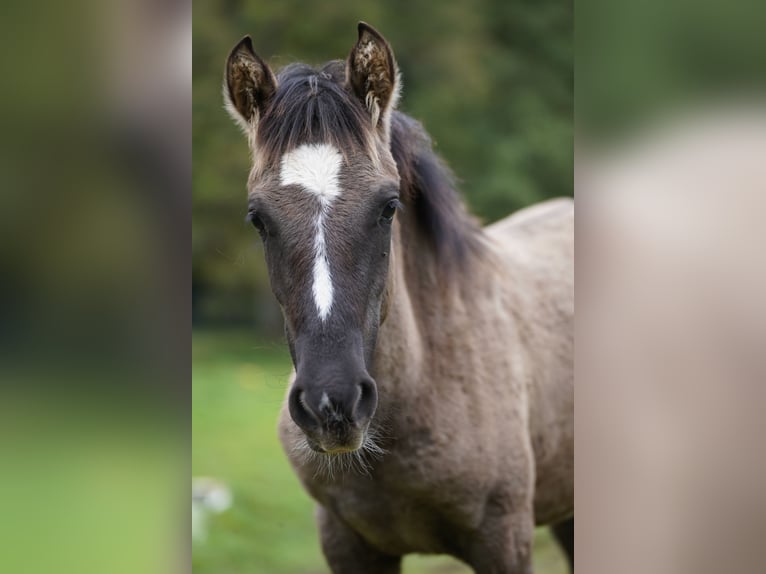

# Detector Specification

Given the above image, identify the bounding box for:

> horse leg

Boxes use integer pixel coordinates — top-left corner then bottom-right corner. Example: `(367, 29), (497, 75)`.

(465, 509), (535, 574)
(551, 516), (574, 571)
(316, 505), (402, 574)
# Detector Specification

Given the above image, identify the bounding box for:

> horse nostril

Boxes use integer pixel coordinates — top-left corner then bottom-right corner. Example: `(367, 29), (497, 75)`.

(288, 386), (321, 431)
(353, 378), (378, 424)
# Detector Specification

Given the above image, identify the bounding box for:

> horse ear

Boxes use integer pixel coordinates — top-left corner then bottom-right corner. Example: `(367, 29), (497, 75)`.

(346, 22), (400, 137)
(224, 36), (277, 137)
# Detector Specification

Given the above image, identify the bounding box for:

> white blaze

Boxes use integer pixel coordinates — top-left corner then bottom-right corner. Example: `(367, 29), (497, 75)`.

(279, 143), (343, 321)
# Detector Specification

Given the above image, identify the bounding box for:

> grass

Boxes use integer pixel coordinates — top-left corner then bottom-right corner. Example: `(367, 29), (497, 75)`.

(192, 329), (568, 574)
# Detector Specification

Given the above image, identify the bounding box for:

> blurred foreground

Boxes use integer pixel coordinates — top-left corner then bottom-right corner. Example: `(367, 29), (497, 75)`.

(577, 107), (766, 573)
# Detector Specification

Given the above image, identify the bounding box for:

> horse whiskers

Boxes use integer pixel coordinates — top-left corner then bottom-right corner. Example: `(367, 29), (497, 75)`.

(289, 430), (389, 480)
(361, 427), (388, 458)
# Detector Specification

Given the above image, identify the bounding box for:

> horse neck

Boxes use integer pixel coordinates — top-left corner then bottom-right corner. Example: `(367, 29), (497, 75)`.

(372, 215), (474, 401)
(371, 112), (489, 405)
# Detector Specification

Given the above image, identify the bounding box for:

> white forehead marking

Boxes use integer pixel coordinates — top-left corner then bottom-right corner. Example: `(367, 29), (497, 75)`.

(279, 144), (343, 321)
(280, 143), (342, 205)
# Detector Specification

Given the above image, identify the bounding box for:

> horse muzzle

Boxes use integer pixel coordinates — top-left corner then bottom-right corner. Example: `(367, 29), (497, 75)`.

(288, 375), (378, 453)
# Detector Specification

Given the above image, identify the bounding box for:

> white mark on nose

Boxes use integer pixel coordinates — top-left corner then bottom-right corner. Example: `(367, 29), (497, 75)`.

(279, 143), (343, 321)
(318, 391), (331, 413)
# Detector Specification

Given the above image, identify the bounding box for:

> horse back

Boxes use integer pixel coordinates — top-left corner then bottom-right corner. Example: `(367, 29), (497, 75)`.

(487, 197), (573, 241)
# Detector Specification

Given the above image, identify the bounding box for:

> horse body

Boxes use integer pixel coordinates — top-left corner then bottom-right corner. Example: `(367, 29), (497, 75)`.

(277, 121), (574, 567)
(225, 22), (572, 573)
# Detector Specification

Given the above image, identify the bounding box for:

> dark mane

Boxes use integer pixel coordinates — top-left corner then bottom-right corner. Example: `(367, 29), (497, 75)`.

(257, 61), (372, 164)
(389, 112), (485, 271)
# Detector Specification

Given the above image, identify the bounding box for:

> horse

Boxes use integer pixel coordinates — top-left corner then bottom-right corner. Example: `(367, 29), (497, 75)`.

(224, 22), (573, 573)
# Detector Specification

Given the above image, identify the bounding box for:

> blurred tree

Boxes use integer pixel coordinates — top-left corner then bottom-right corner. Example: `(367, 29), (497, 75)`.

(193, 0), (572, 332)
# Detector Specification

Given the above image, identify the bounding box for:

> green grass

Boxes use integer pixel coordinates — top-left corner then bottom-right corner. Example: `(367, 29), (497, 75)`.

(192, 329), (568, 574)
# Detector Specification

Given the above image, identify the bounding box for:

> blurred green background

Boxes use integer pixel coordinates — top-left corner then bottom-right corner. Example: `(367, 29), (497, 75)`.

(193, 0), (571, 572)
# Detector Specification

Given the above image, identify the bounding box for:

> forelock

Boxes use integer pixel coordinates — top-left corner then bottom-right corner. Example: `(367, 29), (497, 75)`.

(255, 61), (376, 168)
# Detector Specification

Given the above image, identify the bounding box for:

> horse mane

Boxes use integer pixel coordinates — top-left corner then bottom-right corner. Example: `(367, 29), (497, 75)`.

(259, 61), (484, 273)
(389, 112), (485, 273)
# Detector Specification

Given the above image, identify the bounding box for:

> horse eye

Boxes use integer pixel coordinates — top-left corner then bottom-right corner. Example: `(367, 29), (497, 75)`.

(380, 200), (398, 223)
(248, 211), (267, 235)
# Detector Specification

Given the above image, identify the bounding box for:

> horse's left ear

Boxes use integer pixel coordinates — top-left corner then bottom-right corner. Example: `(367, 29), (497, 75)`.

(346, 22), (400, 139)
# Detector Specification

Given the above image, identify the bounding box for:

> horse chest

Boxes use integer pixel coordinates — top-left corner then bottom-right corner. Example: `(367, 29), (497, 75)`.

(314, 465), (482, 556)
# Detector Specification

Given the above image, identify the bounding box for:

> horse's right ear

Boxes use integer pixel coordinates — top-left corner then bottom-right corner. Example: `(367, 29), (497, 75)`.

(224, 36), (277, 137)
